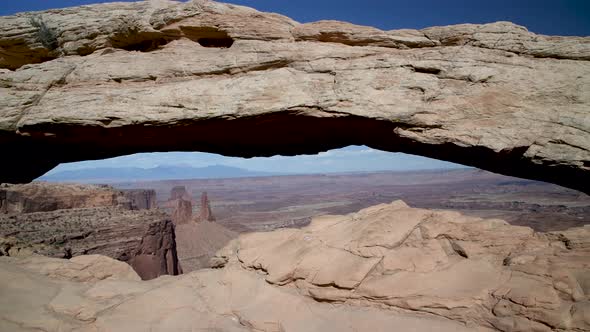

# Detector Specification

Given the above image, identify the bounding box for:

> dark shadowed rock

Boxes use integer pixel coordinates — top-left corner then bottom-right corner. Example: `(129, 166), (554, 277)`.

(128, 219), (182, 280)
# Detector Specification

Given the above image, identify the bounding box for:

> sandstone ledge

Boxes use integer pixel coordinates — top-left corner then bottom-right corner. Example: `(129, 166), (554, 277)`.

(1, 201), (589, 331)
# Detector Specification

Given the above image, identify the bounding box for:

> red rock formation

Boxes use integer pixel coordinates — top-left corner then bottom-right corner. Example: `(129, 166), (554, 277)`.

(128, 219), (182, 280)
(0, 182), (182, 280)
(198, 192), (215, 222)
(171, 198), (192, 225)
(169, 186), (191, 201)
(0, 183), (121, 213)
(121, 189), (157, 210)
(0, 183), (157, 213)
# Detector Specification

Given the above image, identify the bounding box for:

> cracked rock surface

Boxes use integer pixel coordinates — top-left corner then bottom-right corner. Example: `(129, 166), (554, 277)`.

(219, 200), (590, 331)
(2, 201), (589, 331)
(0, 182), (181, 280)
(0, 0), (588, 192)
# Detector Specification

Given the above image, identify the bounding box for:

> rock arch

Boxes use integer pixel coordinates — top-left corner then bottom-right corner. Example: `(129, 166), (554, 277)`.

(0, 1), (588, 193)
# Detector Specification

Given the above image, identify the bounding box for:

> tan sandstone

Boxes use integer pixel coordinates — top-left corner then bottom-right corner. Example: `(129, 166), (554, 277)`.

(0, 1), (587, 193)
(1, 201), (589, 331)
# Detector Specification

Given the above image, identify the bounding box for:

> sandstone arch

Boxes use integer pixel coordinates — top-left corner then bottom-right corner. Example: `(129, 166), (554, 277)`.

(0, 1), (588, 193)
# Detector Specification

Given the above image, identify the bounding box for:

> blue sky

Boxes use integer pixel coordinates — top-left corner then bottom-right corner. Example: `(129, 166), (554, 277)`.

(1, 0), (588, 36)
(44, 147), (463, 175)
(4, 1), (587, 175)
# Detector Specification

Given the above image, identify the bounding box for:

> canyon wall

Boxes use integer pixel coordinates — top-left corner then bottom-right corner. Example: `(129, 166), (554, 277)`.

(127, 219), (182, 279)
(122, 189), (157, 210)
(0, 183), (157, 213)
(0, 183), (181, 280)
(0, 183), (120, 213)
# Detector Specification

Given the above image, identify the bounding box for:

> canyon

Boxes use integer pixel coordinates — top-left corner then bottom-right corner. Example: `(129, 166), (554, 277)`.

(165, 185), (236, 272)
(119, 169), (590, 233)
(0, 183), (181, 280)
(0, 0), (589, 331)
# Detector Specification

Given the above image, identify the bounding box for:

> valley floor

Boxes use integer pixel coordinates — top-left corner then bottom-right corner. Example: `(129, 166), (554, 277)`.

(116, 169), (590, 233)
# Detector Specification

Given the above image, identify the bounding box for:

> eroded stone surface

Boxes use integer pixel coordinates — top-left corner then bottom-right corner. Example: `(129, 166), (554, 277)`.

(0, 182), (122, 213)
(0, 1), (588, 192)
(0, 182), (181, 280)
(1, 201), (588, 331)
(218, 201), (590, 331)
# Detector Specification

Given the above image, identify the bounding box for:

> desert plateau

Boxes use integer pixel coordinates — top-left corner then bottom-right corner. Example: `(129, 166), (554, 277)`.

(1, 0), (589, 331)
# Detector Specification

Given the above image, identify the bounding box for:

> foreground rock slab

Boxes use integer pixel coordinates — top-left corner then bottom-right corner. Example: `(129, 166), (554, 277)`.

(1, 201), (589, 331)
(216, 200), (590, 331)
(0, 1), (589, 193)
(0, 253), (475, 332)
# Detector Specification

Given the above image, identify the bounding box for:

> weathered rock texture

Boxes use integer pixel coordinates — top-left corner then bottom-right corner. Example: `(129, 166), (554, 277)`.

(0, 253), (473, 332)
(1, 201), (588, 331)
(0, 183), (181, 280)
(214, 200), (590, 331)
(170, 198), (192, 225)
(121, 189), (157, 210)
(0, 1), (588, 192)
(126, 219), (182, 279)
(198, 191), (215, 222)
(0, 182), (121, 213)
(0, 182), (156, 213)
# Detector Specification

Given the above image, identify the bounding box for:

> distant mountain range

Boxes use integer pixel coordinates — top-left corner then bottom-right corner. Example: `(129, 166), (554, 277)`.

(38, 165), (276, 183)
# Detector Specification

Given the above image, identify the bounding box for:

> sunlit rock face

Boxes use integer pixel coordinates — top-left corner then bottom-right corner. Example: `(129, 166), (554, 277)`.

(0, 0), (589, 193)
(0, 182), (122, 213)
(0, 182), (181, 280)
(1, 201), (589, 331)
(215, 200), (590, 332)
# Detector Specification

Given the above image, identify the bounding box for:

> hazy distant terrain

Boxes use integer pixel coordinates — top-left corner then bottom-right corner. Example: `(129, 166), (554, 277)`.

(39, 165), (275, 182)
(113, 168), (590, 233)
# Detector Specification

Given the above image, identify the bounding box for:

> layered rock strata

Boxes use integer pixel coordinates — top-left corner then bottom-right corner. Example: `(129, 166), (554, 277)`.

(121, 189), (157, 210)
(212, 201), (590, 331)
(1, 201), (588, 331)
(0, 182), (122, 213)
(0, 182), (157, 213)
(126, 219), (182, 279)
(0, 183), (180, 280)
(0, 1), (588, 193)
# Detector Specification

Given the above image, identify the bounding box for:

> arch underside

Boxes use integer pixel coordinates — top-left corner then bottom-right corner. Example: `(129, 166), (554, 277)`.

(0, 1), (588, 193)
(1, 109), (588, 194)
